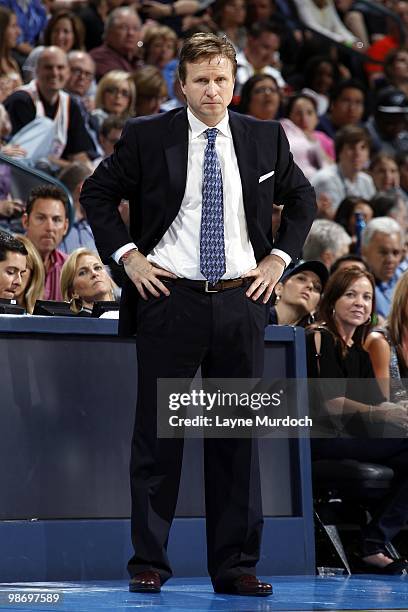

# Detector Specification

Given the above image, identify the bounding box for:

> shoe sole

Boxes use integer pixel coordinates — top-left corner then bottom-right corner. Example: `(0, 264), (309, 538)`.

(129, 585), (161, 593)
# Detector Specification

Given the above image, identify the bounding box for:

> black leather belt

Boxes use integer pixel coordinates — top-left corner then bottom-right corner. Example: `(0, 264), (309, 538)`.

(169, 278), (250, 293)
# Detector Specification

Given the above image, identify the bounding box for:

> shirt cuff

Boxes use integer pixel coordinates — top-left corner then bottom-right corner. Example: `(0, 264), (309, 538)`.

(112, 243), (138, 264)
(270, 248), (291, 269)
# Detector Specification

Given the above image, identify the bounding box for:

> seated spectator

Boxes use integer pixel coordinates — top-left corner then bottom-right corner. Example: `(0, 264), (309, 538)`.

(329, 252), (367, 274)
(60, 247), (116, 312)
(365, 270), (408, 401)
(22, 185), (69, 301)
(361, 217), (404, 318)
(235, 22), (285, 96)
(90, 7), (143, 80)
(334, 196), (374, 251)
(43, 10), (85, 55)
(365, 87), (408, 156)
(237, 74), (280, 120)
(212, 0), (247, 52)
(58, 162), (96, 254)
(299, 55), (340, 116)
(92, 70), (136, 127)
(133, 66), (167, 117)
(270, 260), (328, 326)
(381, 48), (408, 98)
(396, 150), (408, 198)
(98, 115), (124, 157)
(65, 51), (101, 157)
(317, 79), (366, 140)
(0, 0), (47, 58)
(0, 6), (22, 103)
(0, 229), (27, 300)
(312, 126), (375, 213)
(370, 191), (408, 234)
(280, 94), (333, 180)
(302, 218), (351, 269)
(143, 25), (178, 98)
(4, 46), (96, 170)
(0, 103), (26, 233)
(13, 234), (43, 313)
(306, 266), (408, 575)
(293, 0), (357, 46)
(370, 152), (400, 192)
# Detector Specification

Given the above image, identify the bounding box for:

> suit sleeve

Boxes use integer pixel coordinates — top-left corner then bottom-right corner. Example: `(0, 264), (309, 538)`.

(80, 120), (140, 263)
(273, 123), (317, 262)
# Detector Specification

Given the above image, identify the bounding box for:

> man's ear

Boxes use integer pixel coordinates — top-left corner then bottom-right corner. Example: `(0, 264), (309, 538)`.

(22, 212), (29, 230)
(320, 250), (334, 270)
(63, 218), (69, 237)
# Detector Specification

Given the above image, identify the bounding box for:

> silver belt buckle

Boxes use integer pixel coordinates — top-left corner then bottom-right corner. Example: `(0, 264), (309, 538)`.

(205, 281), (219, 293)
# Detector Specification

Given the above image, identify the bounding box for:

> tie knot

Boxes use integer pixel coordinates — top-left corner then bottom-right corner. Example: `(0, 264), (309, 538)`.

(205, 128), (218, 145)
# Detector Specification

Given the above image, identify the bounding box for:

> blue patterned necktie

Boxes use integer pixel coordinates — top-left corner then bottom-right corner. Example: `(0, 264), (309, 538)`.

(200, 128), (226, 285)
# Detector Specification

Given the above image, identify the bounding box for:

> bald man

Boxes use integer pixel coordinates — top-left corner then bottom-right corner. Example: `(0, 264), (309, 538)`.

(4, 46), (96, 166)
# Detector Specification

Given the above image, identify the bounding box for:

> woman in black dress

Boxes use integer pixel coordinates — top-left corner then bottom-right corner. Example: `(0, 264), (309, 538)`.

(306, 266), (408, 574)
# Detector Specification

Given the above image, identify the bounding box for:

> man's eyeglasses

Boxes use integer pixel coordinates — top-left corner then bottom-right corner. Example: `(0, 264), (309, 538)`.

(105, 86), (131, 98)
(70, 67), (94, 81)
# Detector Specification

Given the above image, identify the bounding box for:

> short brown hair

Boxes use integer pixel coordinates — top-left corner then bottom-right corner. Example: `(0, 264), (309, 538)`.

(178, 33), (237, 83)
(335, 125), (371, 160)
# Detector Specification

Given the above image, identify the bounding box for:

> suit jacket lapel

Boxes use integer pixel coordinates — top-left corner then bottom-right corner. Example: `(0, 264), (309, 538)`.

(228, 110), (259, 221)
(164, 108), (189, 225)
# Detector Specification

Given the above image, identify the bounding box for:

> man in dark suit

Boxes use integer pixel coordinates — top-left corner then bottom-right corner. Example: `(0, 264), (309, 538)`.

(80, 33), (316, 597)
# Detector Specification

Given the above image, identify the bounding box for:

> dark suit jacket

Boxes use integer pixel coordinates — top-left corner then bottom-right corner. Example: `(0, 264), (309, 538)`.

(80, 107), (316, 335)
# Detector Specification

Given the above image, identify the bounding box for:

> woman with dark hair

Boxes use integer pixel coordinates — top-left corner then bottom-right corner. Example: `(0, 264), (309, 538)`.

(237, 74), (280, 120)
(280, 94), (334, 180)
(334, 196), (374, 248)
(370, 152), (400, 192)
(300, 55), (341, 116)
(0, 6), (22, 102)
(270, 260), (328, 326)
(382, 48), (408, 98)
(370, 191), (408, 232)
(43, 10), (85, 54)
(212, 0), (247, 52)
(306, 267), (408, 574)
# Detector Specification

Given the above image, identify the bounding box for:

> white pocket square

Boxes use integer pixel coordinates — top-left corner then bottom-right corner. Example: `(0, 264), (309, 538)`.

(259, 171), (275, 183)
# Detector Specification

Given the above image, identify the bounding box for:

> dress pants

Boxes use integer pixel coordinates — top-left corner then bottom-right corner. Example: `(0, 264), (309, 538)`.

(127, 283), (268, 584)
(312, 438), (408, 555)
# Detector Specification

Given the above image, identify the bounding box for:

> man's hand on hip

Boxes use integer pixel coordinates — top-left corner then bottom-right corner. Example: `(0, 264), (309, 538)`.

(241, 254), (285, 303)
(123, 250), (177, 300)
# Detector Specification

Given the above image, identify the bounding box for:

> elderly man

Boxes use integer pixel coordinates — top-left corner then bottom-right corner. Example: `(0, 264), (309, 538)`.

(22, 185), (69, 301)
(0, 231), (27, 300)
(362, 217), (404, 317)
(90, 7), (143, 80)
(302, 219), (352, 270)
(4, 46), (96, 168)
(65, 50), (101, 157)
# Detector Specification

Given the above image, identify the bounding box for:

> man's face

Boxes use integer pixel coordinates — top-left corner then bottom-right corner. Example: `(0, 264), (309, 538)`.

(23, 198), (68, 259)
(0, 251), (26, 299)
(100, 127), (122, 156)
(362, 231), (403, 282)
(106, 12), (142, 57)
(180, 56), (234, 126)
(67, 55), (95, 97)
(330, 87), (365, 127)
(247, 32), (280, 69)
(338, 140), (370, 173)
(36, 48), (69, 95)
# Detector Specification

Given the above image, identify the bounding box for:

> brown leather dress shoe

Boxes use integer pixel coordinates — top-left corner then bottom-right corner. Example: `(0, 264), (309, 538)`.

(214, 574), (273, 597)
(129, 570), (161, 593)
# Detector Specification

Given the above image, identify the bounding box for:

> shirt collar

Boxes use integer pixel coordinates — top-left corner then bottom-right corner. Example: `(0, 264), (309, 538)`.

(187, 107), (230, 140)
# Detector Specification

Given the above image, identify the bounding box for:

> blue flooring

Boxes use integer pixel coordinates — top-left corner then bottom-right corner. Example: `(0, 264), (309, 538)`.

(0, 577), (407, 611)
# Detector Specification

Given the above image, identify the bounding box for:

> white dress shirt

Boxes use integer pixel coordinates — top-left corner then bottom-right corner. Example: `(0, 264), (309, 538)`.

(113, 109), (290, 275)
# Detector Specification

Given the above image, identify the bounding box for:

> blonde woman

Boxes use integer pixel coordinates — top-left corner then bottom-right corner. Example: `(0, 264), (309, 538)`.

(92, 70), (136, 128)
(365, 271), (408, 401)
(60, 248), (116, 313)
(13, 235), (44, 314)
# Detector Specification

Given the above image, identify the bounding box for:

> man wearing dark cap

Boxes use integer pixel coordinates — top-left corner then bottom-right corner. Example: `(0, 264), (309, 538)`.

(365, 86), (408, 155)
